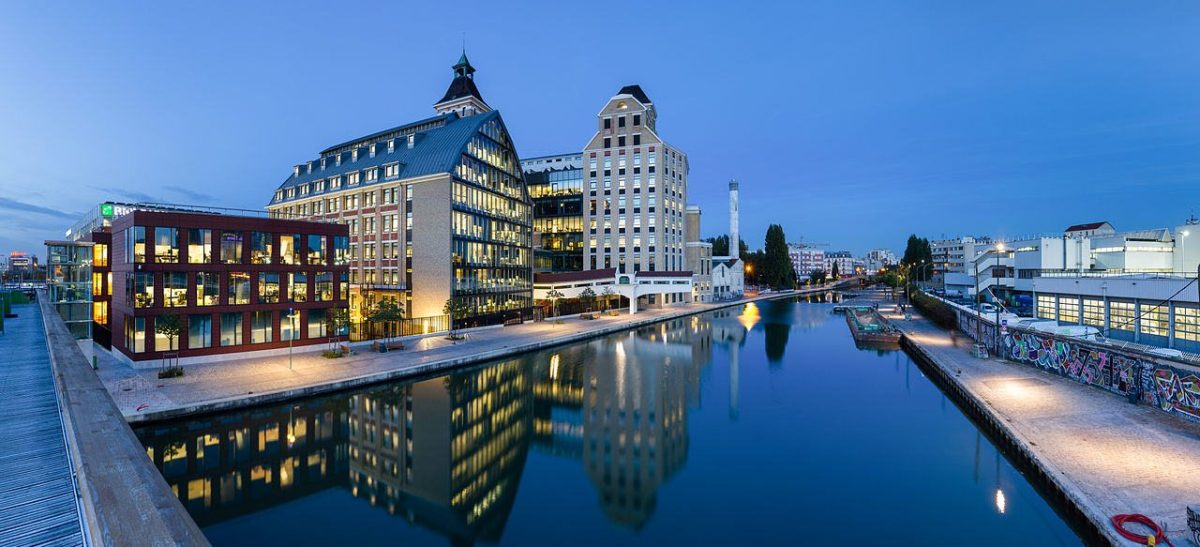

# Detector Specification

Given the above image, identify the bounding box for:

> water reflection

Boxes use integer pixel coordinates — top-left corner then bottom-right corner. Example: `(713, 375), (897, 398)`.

(135, 300), (1081, 546)
(138, 317), (724, 542)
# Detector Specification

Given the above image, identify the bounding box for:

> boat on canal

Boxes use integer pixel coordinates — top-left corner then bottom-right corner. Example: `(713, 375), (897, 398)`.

(840, 305), (901, 348)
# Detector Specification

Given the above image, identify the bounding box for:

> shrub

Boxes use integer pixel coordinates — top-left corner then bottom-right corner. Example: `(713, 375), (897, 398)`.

(157, 365), (185, 379)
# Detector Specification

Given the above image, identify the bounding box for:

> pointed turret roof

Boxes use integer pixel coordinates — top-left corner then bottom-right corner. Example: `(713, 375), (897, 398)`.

(438, 50), (486, 106)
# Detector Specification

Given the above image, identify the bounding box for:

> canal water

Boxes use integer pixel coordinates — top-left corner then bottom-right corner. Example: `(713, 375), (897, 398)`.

(134, 298), (1084, 546)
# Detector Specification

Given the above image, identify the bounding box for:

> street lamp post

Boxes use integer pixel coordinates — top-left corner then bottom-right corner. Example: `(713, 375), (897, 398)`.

(288, 307), (296, 371)
(994, 243), (1006, 351)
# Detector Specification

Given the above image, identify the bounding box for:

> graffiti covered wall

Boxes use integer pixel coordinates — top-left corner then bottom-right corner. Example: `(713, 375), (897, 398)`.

(955, 309), (1200, 423)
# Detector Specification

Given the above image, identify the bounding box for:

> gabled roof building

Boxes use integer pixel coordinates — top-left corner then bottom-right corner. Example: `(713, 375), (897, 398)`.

(267, 53), (533, 330)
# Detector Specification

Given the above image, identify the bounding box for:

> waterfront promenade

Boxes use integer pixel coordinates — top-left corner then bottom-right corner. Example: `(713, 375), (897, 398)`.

(100, 288), (841, 424)
(0, 303), (84, 546)
(880, 294), (1200, 546)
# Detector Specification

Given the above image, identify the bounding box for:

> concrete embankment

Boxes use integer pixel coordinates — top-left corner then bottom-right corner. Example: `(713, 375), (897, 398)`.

(39, 292), (210, 546)
(112, 284), (851, 425)
(891, 297), (1200, 547)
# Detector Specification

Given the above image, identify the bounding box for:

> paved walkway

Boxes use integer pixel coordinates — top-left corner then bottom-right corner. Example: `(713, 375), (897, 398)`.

(100, 288), (842, 423)
(0, 303), (84, 546)
(875, 293), (1200, 546)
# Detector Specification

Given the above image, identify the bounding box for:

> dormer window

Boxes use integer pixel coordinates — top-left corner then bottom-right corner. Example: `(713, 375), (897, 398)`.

(306, 161), (313, 174)
(366, 168), (379, 182)
(293, 166), (301, 177)
(275, 190), (283, 201)
(352, 149), (359, 162)
(320, 158), (326, 169)
(384, 164), (399, 178)
(369, 144), (376, 158)
(388, 139), (395, 153)
(336, 155), (342, 166)
(348, 172), (360, 185)
(407, 134), (415, 149)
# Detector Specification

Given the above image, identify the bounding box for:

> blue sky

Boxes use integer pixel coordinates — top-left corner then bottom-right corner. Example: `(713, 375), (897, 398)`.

(2, 1), (1198, 258)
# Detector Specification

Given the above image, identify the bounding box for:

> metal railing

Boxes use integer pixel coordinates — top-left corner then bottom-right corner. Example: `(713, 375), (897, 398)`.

(1029, 269), (1196, 280)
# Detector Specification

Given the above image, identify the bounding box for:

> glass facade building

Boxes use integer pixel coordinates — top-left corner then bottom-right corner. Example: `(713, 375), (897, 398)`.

(267, 54), (533, 329)
(522, 153), (584, 272)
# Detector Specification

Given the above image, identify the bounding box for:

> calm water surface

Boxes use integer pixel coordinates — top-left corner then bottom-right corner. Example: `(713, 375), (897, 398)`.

(135, 298), (1084, 546)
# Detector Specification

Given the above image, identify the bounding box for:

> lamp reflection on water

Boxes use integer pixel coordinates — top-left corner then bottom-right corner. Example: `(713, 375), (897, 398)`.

(995, 488), (1007, 515)
(738, 302), (761, 330)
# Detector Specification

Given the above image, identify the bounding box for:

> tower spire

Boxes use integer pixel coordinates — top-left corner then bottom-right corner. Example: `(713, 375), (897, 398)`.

(435, 50), (489, 116)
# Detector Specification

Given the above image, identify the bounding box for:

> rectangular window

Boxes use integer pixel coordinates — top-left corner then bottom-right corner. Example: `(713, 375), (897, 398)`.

(307, 234), (326, 265)
(314, 272), (332, 302)
(164, 272), (188, 307)
(258, 273), (280, 304)
(227, 272), (250, 305)
(280, 234), (299, 265)
(129, 226), (146, 263)
(155, 227), (179, 263)
(290, 272), (308, 302)
(220, 312), (243, 346)
(221, 231), (243, 264)
(187, 229), (212, 263)
(93, 301), (108, 325)
(1109, 301), (1135, 332)
(92, 243), (108, 267)
(189, 314), (212, 349)
(1140, 304), (1169, 337)
(251, 311), (273, 344)
(307, 308), (326, 338)
(128, 272), (154, 308)
(1082, 298), (1104, 327)
(1175, 306), (1200, 342)
(196, 272), (218, 306)
(125, 316), (145, 353)
(1057, 296), (1079, 324)
(1036, 294), (1055, 319)
(333, 236), (350, 265)
(251, 232), (273, 264)
(281, 311), (299, 341)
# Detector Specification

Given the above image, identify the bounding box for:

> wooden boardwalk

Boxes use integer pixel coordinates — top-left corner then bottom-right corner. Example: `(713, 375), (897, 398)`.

(0, 303), (84, 546)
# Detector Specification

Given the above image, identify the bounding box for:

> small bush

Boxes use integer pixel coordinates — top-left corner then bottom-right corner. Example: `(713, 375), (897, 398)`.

(157, 366), (185, 379)
(322, 350), (345, 359)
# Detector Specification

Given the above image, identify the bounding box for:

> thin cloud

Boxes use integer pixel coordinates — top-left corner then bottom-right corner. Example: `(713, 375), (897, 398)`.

(89, 185), (159, 203)
(164, 185), (214, 203)
(0, 197), (75, 219)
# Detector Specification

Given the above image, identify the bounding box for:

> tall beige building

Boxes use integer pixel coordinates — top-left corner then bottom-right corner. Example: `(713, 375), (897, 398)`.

(582, 85), (689, 285)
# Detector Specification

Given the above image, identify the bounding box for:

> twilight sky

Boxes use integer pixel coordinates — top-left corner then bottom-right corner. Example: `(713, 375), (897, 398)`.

(2, 1), (1199, 258)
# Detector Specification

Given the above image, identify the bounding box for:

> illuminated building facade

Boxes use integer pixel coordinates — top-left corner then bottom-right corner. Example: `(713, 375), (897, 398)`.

(522, 153), (584, 272)
(582, 85), (690, 295)
(267, 53), (533, 329)
(109, 208), (349, 363)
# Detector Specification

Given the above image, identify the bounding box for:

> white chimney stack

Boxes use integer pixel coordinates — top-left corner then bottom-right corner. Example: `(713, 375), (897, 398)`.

(729, 179), (740, 259)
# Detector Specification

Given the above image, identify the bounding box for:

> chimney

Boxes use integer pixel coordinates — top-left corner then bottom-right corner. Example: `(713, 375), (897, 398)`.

(729, 179), (740, 259)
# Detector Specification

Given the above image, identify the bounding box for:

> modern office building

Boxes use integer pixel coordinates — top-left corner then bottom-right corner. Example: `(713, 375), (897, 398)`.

(522, 153), (584, 272)
(684, 205), (713, 303)
(44, 240), (93, 339)
(581, 85), (689, 286)
(864, 248), (897, 275)
(268, 53), (534, 329)
(108, 208), (350, 364)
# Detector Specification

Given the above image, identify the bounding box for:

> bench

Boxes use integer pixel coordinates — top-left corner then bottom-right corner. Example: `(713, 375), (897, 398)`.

(504, 317), (523, 326)
(579, 312), (598, 320)
(371, 341), (405, 352)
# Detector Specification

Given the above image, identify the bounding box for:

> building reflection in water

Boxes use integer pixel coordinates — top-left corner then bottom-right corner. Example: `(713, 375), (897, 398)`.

(136, 359), (533, 546)
(138, 317), (726, 540)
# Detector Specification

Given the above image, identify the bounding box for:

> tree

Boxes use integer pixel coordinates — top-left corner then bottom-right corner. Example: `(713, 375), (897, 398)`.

(154, 314), (182, 376)
(761, 225), (796, 290)
(545, 289), (565, 319)
(809, 270), (827, 285)
(901, 234), (933, 281)
(831, 261), (840, 280)
(706, 235), (748, 257)
(324, 308), (350, 351)
(600, 286), (619, 311)
(368, 299), (404, 344)
(443, 298), (470, 339)
(580, 287), (597, 311)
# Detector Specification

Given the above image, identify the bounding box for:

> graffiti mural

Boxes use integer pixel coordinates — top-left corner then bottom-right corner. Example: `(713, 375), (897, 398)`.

(955, 309), (1200, 423)
(1154, 369), (1200, 420)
